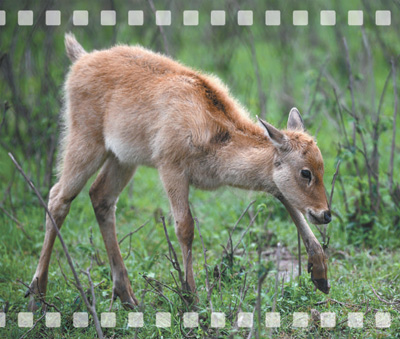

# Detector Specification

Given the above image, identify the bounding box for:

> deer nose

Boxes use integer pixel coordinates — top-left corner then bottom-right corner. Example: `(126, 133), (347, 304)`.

(323, 210), (332, 224)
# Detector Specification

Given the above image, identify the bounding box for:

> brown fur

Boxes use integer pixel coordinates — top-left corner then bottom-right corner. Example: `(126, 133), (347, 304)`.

(27, 35), (332, 311)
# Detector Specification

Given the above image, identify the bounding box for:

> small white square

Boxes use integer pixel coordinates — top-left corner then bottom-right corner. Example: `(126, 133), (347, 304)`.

(128, 11), (143, 26)
(375, 312), (391, 328)
(73, 10), (88, 26)
(265, 11), (280, 26)
(18, 10), (33, 26)
(265, 312), (280, 327)
(156, 11), (171, 26)
(45, 10), (61, 26)
(293, 11), (308, 26)
(18, 312), (33, 327)
(238, 10), (253, 26)
(320, 10), (336, 26)
(183, 312), (198, 328)
(321, 312), (336, 328)
(0, 11), (5, 26)
(101, 312), (116, 328)
(211, 10), (225, 26)
(211, 312), (225, 328)
(376, 11), (391, 26)
(46, 312), (61, 328)
(101, 10), (116, 26)
(293, 312), (309, 327)
(348, 312), (363, 328)
(238, 312), (253, 327)
(348, 11), (363, 26)
(0, 313), (5, 327)
(128, 312), (143, 327)
(73, 312), (88, 328)
(156, 312), (171, 328)
(183, 10), (198, 26)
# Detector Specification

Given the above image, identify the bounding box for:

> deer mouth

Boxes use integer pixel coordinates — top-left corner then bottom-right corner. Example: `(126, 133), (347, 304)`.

(308, 262), (330, 294)
(307, 210), (325, 225)
(312, 278), (330, 294)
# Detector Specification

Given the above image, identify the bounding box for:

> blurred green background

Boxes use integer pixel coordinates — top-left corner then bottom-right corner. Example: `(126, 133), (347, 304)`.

(0, 0), (399, 338)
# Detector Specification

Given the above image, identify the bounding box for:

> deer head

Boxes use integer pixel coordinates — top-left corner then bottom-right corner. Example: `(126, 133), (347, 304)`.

(259, 108), (331, 226)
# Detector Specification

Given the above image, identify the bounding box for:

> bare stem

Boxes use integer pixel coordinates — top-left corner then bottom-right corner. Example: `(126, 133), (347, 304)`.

(389, 58), (398, 193)
(147, 0), (170, 56)
(297, 232), (302, 277)
(329, 160), (341, 208)
(194, 218), (213, 312)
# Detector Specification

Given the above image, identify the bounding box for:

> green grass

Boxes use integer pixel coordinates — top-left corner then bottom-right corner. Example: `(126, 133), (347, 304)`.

(1, 167), (399, 338)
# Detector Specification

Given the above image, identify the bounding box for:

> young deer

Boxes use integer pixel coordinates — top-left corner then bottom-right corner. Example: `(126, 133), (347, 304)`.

(27, 34), (331, 311)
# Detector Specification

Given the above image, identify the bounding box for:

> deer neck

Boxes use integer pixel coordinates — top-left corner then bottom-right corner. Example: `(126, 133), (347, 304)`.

(218, 137), (278, 193)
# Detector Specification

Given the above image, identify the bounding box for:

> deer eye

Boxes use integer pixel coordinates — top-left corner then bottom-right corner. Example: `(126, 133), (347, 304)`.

(301, 169), (312, 180)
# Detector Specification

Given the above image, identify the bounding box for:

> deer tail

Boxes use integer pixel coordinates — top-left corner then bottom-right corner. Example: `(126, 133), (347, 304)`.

(65, 33), (87, 63)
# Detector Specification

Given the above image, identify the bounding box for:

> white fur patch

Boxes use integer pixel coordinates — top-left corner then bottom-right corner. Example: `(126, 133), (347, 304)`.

(105, 136), (152, 165)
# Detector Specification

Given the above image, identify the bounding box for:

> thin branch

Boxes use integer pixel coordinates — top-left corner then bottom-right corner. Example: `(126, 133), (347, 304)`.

(247, 30), (267, 119)
(0, 204), (32, 240)
(297, 232), (302, 278)
(232, 209), (260, 254)
(141, 274), (172, 305)
(272, 242), (281, 313)
(329, 160), (341, 207)
(333, 88), (350, 148)
(389, 58), (398, 193)
(342, 37), (357, 144)
(89, 227), (105, 266)
(371, 285), (400, 305)
(308, 58), (330, 117)
(19, 312), (46, 339)
(17, 279), (60, 313)
(147, 0), (170, 56)
(118, 221), (149, 245)
(195, 218), (213, 312)
(161, 216), (185, 289)
(227, 200), (256, 255)
(255, 242), (270, 338)
(118, 221), (149, 260)
(9, 153), (103, 339)
(338, 175), (350, 215)
(315, 298), (348, 306)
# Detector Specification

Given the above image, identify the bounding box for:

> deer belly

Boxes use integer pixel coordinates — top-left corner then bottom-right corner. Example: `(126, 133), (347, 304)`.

(105, 135), (154, 166)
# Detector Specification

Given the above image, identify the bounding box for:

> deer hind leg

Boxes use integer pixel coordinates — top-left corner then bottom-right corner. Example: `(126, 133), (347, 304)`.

(159, 167), (196, 297)
(89, 154), (138, 309)
(28, 137), (106, 311)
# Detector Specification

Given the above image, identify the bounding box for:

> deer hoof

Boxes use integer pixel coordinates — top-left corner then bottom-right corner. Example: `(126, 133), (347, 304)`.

(27, 296), (41, 312)
(114, 284), (139, 310)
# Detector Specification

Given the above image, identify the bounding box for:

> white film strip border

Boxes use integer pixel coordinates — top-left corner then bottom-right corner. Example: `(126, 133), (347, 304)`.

(0, 10), (393, 27)
(0, 311), (392, 329)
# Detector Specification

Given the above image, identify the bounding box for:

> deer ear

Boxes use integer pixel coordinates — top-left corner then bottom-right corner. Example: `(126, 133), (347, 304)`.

(287, 107), (305, 131)
(257, 116), (286, 148)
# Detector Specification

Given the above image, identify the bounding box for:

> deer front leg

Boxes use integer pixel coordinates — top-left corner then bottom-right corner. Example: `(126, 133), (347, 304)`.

(279, 197), (330, 294)
(159, 167), (196, 297)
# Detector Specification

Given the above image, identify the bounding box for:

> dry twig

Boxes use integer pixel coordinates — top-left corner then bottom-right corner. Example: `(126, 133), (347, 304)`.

(18, 312), (46, 339)
(389, 58), (398, 193)
(0, 204), (32, 240)
(195, 218), (214, 312)
(17, 278), (61, 313)
(118, 221), (149, 260)
(371, 285), (400, 305)
(147, 0), (170, 56)
(160, 216), (191, 293)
